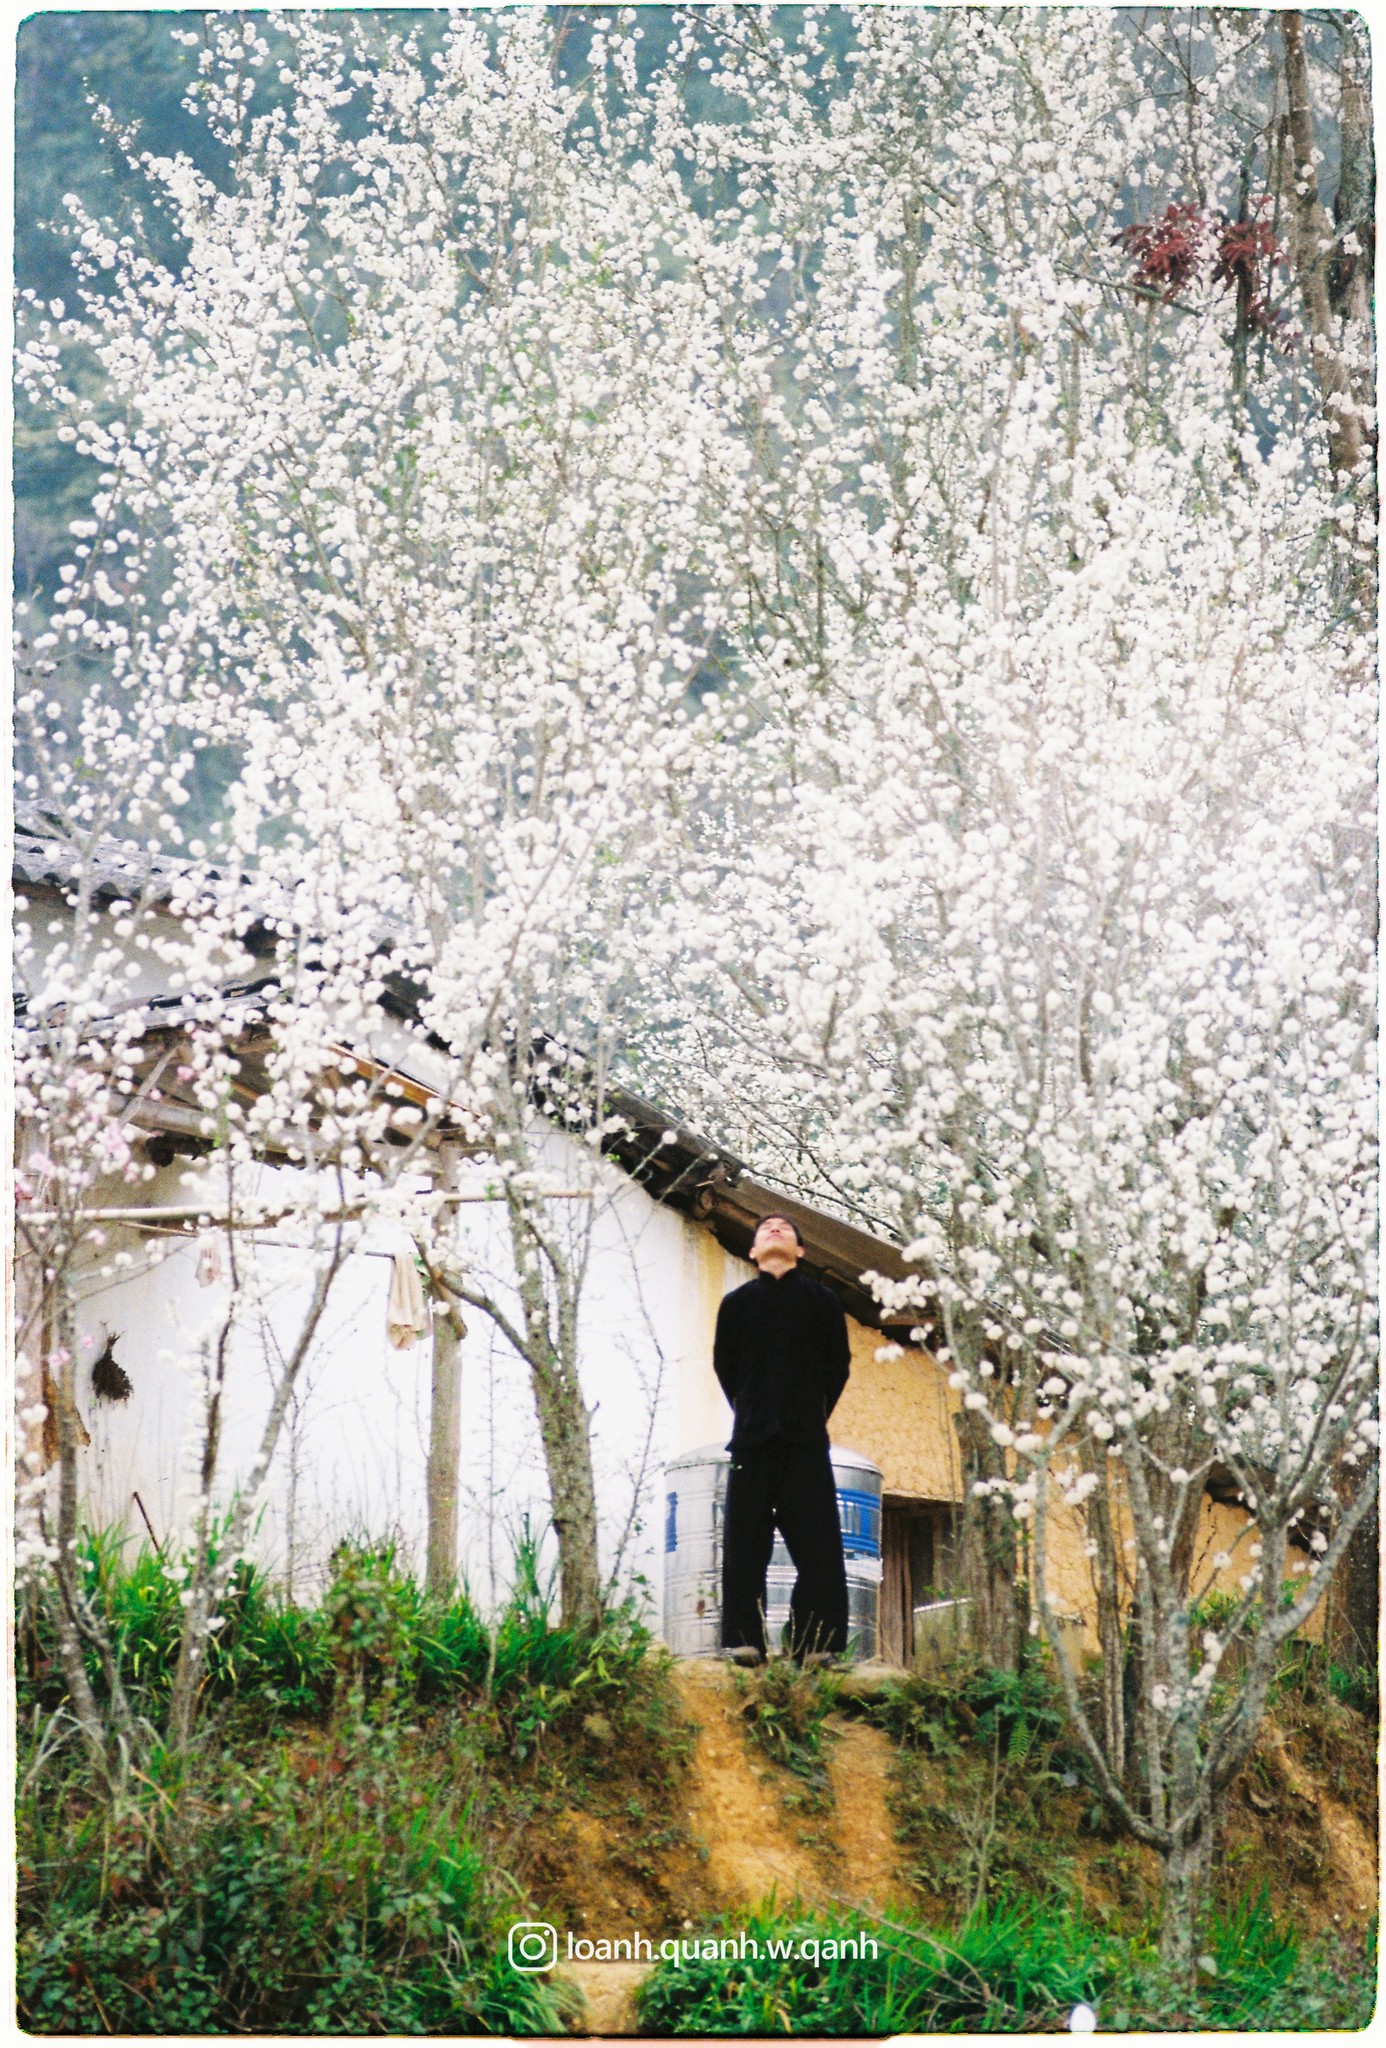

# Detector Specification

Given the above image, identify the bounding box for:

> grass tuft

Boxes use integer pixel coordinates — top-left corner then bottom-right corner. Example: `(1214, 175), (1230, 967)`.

(734, 1656), (838, 1813)
(16, 1526), (665, 2035)
(636, 1890), (1377, 2034)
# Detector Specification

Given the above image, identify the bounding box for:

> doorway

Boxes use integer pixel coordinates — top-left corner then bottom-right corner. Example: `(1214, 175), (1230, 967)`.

(879, 1497), (959, 1666)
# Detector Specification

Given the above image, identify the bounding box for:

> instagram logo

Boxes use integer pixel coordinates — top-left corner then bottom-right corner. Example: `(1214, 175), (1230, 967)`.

(508, 1921), (558, 1972)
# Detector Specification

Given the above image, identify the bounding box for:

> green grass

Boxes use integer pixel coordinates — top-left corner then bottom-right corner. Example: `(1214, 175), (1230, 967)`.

(635, 1890), (1378, 2034)
(859, 1652), (1093, 1918)
(15, 1528), (662, 2035)
(16, 1524), (648, 1736)
(864, 1652), (1070, 1762)
(636, 1896), (1106, 2034)
(15, 1540), (1378, 2035)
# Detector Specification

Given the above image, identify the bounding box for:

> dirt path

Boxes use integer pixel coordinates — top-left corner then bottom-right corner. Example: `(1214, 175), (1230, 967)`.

(555, 1959), (649, 2036)
(825, 1715), (912, 1915)
(561, 1662), (910, 2034)
(672, 1660), (824, 1908)
(671, 1662), (909, 1915)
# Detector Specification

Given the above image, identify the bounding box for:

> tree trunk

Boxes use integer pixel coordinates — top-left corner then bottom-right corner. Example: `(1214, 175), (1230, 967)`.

(48, 1393), (112, 1782)
(47, 1289), (141, 1775)
(529, 1348), (604, 1631)
(499, 1151), (605, 1632)
(1330, 24), (1373, 330)
(1280, 11), (1368, 478)
(167, 1248), (344, 1749)
(1082, 1446), (1127, 1783)
(425, 1297), (465, 1596)
(1327, 1487), (1379, 1673)
(428, 1246), (604, 1632)
(1158, 1822), (1213, 1986)
(953, 1407), (1024, 1673)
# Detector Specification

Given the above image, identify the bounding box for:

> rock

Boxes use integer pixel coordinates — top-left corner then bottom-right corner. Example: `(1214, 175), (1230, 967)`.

(834, 1661), (906, 1702)
(555, 1959), (649, 2037)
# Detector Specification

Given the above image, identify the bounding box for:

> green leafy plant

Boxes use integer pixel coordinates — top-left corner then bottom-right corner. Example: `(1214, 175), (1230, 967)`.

(735, 1657), (839, 1812)
(16, 1527), (495, 1730)
(636, 1897), (1106, 2035)
(871, 1656), (1087, 1917)
(487, 1529), (654, 1759)
(868, 1654), (1068, 1761)
(15, 1527), (661, 2038)
(323, 1538), (420, 1706)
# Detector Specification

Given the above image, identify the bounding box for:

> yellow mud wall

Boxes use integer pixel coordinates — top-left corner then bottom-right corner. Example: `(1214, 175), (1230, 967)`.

(821, 1315), (1323, 1650)
(829, 1320), (964, 1503)
(1038, 1487), (1322, 1655)
(1190, 1494), (1324, 1640)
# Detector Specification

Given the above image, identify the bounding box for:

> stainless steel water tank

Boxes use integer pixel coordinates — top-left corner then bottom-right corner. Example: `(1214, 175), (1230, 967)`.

(662, 1443), (883, 1660)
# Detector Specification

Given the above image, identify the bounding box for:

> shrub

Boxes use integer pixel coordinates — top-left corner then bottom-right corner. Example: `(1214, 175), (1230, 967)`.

(16, 1527), (666, 2033)
(17, 1708), (576, 2034)
(323, 1538), (421, 1703)
(864, 1652), (1069, 1765)
(16, 1528), (496, 1728)
(487, 1530), (655, 1758)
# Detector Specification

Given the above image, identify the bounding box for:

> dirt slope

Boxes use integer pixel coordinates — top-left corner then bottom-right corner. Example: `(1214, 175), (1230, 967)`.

(825, 1716), (913, 1916)
(562, 1660), (855, 2036)
(671, 1662), (911, 1912)
(1264, 1728), (1379, 1928)
(551, 1660), (1377, 2034)
(672, 1659), (827, 1908)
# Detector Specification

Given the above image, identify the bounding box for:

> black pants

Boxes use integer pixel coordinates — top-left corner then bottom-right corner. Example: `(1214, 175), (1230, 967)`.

(720, 1438), (849, 1659)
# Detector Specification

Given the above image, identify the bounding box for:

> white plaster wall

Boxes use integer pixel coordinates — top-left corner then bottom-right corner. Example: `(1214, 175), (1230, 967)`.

(18, 876), (752, 1627)
(57, 1129), (744, 1629)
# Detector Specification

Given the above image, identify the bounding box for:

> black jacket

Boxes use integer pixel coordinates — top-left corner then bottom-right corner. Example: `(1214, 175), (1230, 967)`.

(713, 1266), (851, 1450)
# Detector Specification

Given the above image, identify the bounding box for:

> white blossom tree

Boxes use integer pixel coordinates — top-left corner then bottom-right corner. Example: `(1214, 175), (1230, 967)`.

(629, 5), (1376, 1978)
(15, 7), (741, 1647)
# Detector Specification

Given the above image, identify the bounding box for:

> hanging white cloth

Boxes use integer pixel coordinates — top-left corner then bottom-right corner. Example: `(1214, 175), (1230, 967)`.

(387, 1249), (429, 1350)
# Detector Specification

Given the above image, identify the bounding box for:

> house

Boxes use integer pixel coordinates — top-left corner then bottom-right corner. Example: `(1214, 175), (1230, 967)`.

(12, 814), (1317, 1659)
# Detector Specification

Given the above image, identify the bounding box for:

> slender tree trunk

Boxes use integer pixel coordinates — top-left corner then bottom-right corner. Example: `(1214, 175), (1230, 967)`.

(425, 1294), (465, 1596)
(430, 1240), (603, 1631)
(496, 1111), (605, 1631)
(1158, 1822), (1213, 1986)
(1331, 29), (1373, 334)
(953, 1406), (1024, 1673)
(1326, 1470), (1378, 1673)
(526, 1344), (603, 1631)
(1280, 11), (1367, 478)
(47, 1286), (141, 1771)
(1083, 1443), (1127, 1782)
(48, 1355), (112, 1781)
(167, 1245), (344, 1748)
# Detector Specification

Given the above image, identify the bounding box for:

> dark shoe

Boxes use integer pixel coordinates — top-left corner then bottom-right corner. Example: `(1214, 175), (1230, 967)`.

(724, 1645), (765, 1668)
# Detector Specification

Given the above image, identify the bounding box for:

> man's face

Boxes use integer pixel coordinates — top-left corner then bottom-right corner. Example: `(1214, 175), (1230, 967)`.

(750, 1215), (802, 1268)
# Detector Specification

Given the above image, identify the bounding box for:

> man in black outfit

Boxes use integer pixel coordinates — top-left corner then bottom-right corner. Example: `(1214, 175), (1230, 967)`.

(713, 1213), (852, 1666)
